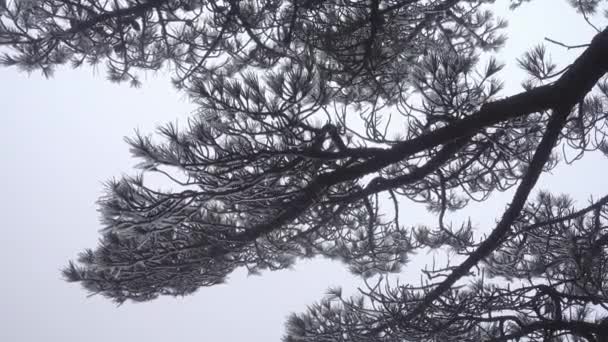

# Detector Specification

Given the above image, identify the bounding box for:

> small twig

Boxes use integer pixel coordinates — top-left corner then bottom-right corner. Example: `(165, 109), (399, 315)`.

(544, 37), (590, 50)
(578, 0), (601, 33)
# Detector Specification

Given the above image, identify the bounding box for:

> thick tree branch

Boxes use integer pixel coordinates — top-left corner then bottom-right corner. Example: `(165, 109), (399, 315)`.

(239, 26), (608, 245)
(393, 92), (571, 326)
(358, 27), (608, 334)
(492, 319), (605, 342)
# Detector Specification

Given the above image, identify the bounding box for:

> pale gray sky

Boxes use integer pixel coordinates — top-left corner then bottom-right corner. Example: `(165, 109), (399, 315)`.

(1, 1), (607, 341)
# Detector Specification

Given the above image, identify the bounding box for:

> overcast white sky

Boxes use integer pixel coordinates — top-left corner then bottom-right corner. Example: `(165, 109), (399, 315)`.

(1, 0), (608, 341)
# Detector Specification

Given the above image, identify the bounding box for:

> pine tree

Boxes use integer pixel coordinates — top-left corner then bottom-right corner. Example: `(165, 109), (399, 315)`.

(3, 0), (608, 340)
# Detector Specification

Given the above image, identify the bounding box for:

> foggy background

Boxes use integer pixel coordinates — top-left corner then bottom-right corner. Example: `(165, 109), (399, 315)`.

(1, 0), (607, 340)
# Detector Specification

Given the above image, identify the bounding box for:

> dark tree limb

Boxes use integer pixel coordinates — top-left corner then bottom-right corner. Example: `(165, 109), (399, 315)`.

(238, 26), (608, 246)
